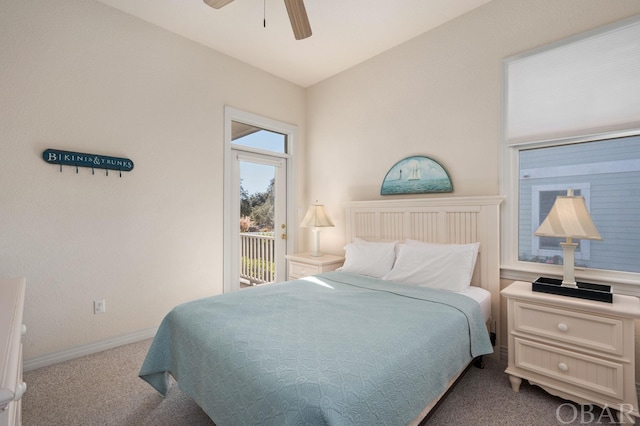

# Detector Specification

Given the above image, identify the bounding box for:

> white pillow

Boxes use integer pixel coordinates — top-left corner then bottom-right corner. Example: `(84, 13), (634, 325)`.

(338, 240), (396, 278)
(406, 239), (480, 276)
(382, 241), (480, 292)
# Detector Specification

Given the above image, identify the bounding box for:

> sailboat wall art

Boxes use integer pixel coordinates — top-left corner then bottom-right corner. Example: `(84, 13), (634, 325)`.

(380, 156), (453, 195)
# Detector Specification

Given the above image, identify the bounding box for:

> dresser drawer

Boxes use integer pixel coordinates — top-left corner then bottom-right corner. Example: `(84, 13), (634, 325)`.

(514, 337), (624, 400)
(289, 261), (321, 279)
(513, 301), (623, 356)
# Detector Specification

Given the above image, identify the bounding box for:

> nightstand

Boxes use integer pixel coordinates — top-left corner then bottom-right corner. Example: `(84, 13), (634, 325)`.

(502, 281), (640, 420)
(285, 253), (344, 280)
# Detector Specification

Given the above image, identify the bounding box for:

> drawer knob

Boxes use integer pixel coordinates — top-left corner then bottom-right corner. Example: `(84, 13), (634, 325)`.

(558, 362), (569, 372)
(557, 323), (568, 332)
(21, 324), (27, 335)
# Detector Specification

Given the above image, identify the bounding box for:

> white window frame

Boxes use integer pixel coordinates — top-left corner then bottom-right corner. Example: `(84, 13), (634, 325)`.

(500, 15), (640, 296)
(502, 134), (640, 297)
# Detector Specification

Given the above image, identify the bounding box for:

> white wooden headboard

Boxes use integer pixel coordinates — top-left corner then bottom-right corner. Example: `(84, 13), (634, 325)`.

(344, 196), (504, 359)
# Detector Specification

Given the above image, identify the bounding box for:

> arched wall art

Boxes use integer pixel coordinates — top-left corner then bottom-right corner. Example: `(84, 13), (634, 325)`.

(380, 156), (453, 195)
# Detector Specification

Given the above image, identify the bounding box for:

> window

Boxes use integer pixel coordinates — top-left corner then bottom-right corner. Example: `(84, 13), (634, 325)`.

(231, 121), (287, 154)
(517, 137), (640, 273)
(501, 16), (640, 293)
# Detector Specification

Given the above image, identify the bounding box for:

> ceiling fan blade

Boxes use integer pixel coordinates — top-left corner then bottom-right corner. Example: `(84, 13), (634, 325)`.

(283, 0), (312, 40)
(203, 0), (234, 9)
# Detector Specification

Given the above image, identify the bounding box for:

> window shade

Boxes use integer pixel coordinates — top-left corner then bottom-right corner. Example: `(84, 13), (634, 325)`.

(506, 17), (640, 145)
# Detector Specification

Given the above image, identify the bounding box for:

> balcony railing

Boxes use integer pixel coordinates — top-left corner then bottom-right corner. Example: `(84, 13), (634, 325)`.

(240, 232), (275, 286)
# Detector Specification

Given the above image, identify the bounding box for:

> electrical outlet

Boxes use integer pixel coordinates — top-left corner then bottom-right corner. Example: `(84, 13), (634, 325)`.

(94, 299), (106, 314)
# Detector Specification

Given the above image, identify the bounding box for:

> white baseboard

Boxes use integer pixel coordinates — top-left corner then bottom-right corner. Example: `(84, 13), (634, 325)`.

(23, 327), (157, 372)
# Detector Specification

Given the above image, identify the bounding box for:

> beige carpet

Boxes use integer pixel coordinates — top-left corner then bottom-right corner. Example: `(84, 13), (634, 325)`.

(22, 339), (625, 425)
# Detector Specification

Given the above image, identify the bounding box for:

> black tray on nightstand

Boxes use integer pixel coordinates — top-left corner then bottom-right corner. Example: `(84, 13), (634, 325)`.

(532, 277), (612, 303)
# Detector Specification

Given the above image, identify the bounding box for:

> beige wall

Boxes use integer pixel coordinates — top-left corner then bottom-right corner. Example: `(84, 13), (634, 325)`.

(305, 0), (640, 255)
(305, 0), (640, 378)
(0, 0), (306, 360)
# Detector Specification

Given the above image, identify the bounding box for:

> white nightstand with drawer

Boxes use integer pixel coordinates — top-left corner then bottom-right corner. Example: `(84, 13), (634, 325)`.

(502, 281), (640, 421)
(285, 253), (344, 280)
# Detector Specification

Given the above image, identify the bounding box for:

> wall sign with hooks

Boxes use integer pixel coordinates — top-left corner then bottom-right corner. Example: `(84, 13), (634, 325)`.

(42, 149), (134, 177)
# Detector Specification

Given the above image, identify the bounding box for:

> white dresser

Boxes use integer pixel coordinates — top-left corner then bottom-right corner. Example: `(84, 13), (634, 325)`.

(502, 281), (640, 421)
(0, 277), (27, 426)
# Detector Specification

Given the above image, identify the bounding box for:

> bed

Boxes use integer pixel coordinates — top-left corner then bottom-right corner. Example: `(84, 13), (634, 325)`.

(139, 196), (503, 425)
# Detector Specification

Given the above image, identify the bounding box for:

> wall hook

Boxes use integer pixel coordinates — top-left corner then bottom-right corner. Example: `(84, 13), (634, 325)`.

(43, 149), (134, 177)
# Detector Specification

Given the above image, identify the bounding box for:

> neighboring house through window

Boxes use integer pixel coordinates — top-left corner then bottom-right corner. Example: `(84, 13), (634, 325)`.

(518, 138), (640, 272)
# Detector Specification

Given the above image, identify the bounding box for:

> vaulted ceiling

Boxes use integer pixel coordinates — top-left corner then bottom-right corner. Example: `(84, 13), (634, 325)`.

(96, 0), (492, 87)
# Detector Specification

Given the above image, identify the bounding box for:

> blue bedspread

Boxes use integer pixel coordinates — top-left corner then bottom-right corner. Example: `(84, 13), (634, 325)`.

(139, 271), (493, 425)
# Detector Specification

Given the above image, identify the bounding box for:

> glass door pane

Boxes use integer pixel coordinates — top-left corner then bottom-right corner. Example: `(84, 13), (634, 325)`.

(235, 151), (287, 289)
(239, 161), (276, 287)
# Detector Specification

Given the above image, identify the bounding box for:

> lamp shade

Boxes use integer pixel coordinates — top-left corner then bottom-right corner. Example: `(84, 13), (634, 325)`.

(534, 192), (602, 240)
(203, 0), (234, 9)
(300, 204), (334, 228)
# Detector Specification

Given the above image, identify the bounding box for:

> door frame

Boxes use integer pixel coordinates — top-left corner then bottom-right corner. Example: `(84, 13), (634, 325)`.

(235, 151), (287, 285)
(223, 106), (297, 293)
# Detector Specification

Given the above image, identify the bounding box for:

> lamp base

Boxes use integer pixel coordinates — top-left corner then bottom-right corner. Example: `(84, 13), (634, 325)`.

(309, 228), (323, 258)
(560, 280), (578, 289)
(532, 277), (612, 303)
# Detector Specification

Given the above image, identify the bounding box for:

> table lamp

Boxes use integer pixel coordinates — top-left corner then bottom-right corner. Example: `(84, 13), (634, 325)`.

(300, 202), (334, 257)
(534, 189), (602, 288)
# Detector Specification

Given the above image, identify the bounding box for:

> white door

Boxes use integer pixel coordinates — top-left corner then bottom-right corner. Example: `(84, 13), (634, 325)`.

(223, 107), (296, 293)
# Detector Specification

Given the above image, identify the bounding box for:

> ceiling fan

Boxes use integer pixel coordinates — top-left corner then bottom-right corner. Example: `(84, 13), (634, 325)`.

(203, 0), (312, 40)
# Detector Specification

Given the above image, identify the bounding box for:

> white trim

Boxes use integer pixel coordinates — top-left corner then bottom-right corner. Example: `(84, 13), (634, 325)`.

(223, 106), (297, 294)
(23, 327), (157, 372)
(521, 159), (640, 179)
(236, 152), (285, 167)
(232, 143), (291, 160)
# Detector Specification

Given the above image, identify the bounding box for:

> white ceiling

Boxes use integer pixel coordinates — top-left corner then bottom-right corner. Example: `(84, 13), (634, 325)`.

(95, 0), (493, 87)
